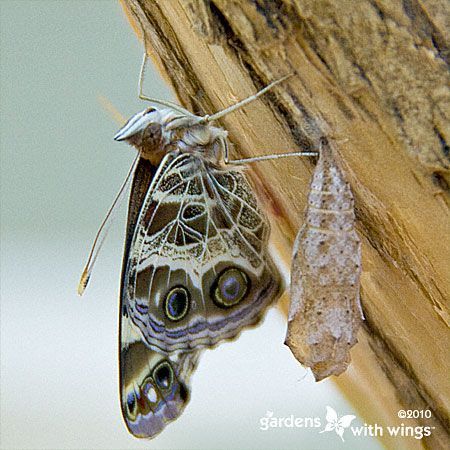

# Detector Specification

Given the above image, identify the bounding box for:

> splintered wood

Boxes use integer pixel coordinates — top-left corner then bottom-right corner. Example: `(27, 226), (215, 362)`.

(285, 138), (363, 382)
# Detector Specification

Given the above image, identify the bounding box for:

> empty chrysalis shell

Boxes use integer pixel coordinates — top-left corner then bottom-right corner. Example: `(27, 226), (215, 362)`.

(285, 137), (363, 381)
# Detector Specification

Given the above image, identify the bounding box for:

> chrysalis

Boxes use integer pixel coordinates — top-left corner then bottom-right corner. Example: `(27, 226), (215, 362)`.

(285, 137), (363, 381)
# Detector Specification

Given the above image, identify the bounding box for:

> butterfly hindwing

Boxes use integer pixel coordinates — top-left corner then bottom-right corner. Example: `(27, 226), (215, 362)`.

(123, 152), (282, 353)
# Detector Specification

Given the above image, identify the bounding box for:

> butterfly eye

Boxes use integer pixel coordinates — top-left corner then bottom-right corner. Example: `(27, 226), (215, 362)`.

(153, 361), (174, 391)
(126, 390), (138, 420)
(164, 286), (189, 321)
(212, 268), (249, 308)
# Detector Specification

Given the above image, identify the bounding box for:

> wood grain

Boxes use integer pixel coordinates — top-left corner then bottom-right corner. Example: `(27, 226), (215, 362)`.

(120, 1), (450, 448)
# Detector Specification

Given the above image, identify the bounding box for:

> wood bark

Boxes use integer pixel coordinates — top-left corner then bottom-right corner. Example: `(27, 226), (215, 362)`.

(120, 1), (450, 448)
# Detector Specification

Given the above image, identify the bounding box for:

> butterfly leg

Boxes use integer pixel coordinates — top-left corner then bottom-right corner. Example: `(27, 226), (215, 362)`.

(221, 137), (318, 166)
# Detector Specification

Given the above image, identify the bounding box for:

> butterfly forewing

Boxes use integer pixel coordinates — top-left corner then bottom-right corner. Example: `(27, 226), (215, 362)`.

(119, 157), (199, 438)
(120, 314), (199, 438)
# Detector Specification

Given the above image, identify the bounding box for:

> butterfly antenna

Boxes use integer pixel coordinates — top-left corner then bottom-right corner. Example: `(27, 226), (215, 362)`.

(78, 153), (139, 296)
(198, 74), (293, 124)
(138, 52), (196, 117)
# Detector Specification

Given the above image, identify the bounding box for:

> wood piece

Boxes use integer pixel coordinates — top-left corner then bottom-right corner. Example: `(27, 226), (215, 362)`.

(120, 1), (450, 447)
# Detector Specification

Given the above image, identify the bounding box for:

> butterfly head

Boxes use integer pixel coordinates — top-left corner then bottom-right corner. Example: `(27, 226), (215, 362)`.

(115, 107), (228, 164)
(114, 107), (167, 161)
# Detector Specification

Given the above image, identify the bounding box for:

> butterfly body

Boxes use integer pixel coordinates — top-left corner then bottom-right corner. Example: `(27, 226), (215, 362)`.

(116, 104), (282, 437)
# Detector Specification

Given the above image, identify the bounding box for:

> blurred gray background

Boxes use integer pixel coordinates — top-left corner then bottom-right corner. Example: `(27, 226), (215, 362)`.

(0, 2), (381, 449)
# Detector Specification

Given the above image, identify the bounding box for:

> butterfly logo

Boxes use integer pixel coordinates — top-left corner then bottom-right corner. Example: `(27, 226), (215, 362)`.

(319, 406), (356, 442)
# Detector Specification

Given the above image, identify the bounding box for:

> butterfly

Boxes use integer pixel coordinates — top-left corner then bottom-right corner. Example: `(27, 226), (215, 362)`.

(319, 406), (356, 442)
(79, 56), (317, 438)
(115, 100), (285, 437)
